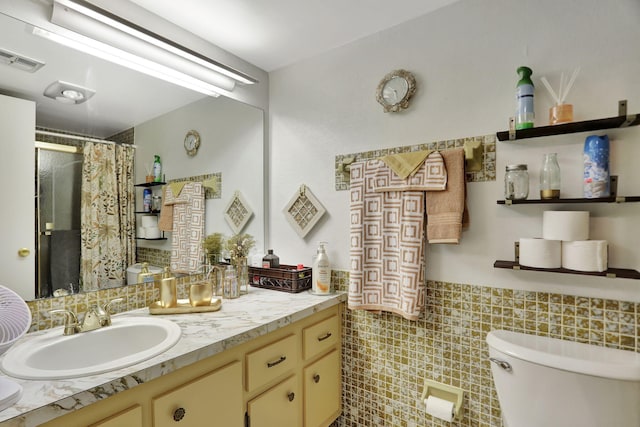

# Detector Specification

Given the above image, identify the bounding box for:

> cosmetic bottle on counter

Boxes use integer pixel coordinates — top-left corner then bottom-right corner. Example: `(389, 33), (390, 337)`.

(312, 242), (331, 294)
(160, 267), (177, 308)
(262, 249), (280, 268)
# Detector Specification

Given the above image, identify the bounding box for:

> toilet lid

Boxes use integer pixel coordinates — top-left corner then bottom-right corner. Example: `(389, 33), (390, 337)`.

(0, 376), (22, 411)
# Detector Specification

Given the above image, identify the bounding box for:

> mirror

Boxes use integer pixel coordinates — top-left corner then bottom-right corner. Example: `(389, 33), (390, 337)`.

(0, 11), (264, 301)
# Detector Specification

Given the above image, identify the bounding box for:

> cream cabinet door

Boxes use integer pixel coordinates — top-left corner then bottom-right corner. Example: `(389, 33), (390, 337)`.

(89, 405), (143, 427)
(247, 375), (301, 427)
(0, 94), (35, 300)
(153, 360), (243, 427)
(304, 349), (341, 427)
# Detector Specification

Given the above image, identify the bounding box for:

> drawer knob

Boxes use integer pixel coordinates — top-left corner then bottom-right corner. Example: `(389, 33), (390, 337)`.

(313, 374), (320, 383)
(317, 332), (332, 342)
(173, 407), (186, 422)
(267, 355), (286, 368)
(288, 392), (295, 402)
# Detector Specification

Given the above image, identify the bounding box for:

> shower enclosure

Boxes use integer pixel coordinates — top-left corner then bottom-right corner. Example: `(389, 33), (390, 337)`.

(35, 142), (83, 298)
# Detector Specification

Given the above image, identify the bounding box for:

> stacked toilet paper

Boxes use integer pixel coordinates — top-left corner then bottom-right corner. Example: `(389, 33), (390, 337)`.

(139, 215), (161, 239)
(519, 211), (608, 272)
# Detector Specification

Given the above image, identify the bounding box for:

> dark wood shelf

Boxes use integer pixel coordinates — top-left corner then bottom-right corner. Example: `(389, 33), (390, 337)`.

(496, 114), (640, 141)
(135, 237), (167, 241)
(494, 260), (640, 280)
(135, 211), (161, 214)
(134, 181), (166, 187)
(497, 196), (640, 205)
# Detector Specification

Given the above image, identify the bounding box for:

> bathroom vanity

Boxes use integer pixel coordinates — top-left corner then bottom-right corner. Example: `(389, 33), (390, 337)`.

(0, 289), (345, 427)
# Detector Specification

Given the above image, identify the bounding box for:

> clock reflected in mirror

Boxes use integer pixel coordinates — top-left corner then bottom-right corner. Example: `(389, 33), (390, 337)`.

(376, 69), (417, 113)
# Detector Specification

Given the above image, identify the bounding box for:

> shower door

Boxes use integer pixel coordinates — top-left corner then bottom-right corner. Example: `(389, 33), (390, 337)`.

(35, 143), (83, 298)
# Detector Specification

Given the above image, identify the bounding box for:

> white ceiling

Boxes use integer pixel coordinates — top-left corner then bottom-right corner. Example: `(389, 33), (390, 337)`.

(128, 0), (460, 72)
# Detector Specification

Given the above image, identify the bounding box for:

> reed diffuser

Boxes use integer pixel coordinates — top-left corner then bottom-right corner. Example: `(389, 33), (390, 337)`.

(540, 67), (580, 125)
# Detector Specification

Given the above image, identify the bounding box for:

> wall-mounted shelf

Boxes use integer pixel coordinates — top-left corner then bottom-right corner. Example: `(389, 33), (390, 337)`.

(135, 210), (161, 214)
(135, 237), (167, 241)
(497, 101), (639, 141)
(497, 196), (640, 205)
(134, 181), (166, 187)
(494, 260), (640, 280)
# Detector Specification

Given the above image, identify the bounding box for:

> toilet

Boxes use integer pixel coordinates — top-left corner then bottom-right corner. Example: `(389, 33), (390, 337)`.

(486, 330), (640, 427)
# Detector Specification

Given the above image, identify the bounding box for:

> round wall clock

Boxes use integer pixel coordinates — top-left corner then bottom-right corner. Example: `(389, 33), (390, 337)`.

(184, 130), (201, 156)
(376, 69), (417, 113)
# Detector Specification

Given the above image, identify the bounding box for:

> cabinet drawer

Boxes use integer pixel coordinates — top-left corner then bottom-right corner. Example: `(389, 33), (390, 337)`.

(247, 375), (302, 427)
(153, 360), (243, 427)
(246, 334), (297, 392)
(303, 349), (342, 427)
(302, 314), (340, 360)
(89, 405), (142, 427)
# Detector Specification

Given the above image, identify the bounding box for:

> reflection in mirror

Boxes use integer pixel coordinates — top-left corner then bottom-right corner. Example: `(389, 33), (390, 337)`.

(0, 11), (264, 301)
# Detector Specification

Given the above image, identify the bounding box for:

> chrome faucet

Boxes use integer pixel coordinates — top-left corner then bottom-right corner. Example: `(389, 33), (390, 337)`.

(50, 298), (124, 336)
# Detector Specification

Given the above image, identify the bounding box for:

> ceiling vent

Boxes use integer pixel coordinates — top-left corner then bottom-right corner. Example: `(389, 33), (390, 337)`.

(0, 48), (45, 73)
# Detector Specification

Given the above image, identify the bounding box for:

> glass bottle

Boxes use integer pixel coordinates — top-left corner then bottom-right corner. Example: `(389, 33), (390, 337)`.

(540, 153), (561, 199)
(262, 249), (280, 268)
(504, 164), (529, 200)
(223, 265), (239, 299)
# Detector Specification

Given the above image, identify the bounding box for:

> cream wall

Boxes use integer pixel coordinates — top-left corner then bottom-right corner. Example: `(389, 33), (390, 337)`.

(268, 0), (640, 301)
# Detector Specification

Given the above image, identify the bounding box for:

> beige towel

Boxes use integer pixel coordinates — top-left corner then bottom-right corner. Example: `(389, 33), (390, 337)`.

(374, 151), (447, 192)
(379, 150), (432, 179)
(426, 148), (468, 244)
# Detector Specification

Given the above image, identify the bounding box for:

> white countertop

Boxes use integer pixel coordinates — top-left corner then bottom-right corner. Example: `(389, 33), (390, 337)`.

(0, 288), (346, 426)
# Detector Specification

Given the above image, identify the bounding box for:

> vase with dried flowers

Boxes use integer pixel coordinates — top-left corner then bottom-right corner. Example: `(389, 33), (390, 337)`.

(226, 233), (255, 294)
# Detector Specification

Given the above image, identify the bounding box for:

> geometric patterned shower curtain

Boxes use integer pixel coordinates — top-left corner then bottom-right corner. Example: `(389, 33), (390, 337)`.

(80, 141), (135, 291)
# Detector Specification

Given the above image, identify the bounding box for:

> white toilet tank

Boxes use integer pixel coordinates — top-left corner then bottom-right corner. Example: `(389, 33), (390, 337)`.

(486, 330), (640, 427)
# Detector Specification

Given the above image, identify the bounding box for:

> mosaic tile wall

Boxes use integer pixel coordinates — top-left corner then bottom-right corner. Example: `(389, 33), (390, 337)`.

(332, 270), (639, 427)
(137, 247), (171, 267)
(335, 134), (496, 191)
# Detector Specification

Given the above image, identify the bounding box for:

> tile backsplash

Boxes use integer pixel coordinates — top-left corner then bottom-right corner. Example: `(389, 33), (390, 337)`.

(24, 268), (639, 426)
(333, 271), (639, 427)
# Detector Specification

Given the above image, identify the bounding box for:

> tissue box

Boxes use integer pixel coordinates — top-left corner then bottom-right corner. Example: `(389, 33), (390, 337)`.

(248, 264), (312, 293)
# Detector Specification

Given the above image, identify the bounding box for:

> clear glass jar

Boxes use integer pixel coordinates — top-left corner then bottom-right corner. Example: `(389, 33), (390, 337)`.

(504, 164), (529, 200)
(540, 153), (561, 199)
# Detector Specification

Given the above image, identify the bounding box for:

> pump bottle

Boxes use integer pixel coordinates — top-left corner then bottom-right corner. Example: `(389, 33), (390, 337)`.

(312, 242), (331, 294)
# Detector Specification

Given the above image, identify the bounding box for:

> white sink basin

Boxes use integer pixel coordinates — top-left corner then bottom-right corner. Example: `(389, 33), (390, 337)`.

(1, 316), (181, 380)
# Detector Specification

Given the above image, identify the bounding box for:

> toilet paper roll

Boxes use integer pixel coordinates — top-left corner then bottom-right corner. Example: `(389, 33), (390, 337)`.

(519, 238), (561, 268)
(562, 240), (608, 272)
(425, 395), (455, 422)
(542, 211), (589, 241)
(141, 215), (158, 228)
(137, 226), (145, 238)
(145, 227), (161, 239)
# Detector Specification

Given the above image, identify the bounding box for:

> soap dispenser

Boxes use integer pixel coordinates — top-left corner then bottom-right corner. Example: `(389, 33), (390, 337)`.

(312, 242), (331, 294)
(159, 267), (177, 308)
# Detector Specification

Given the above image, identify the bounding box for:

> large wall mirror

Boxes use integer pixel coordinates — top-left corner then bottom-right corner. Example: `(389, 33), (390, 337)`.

(0, 10), (265, 301)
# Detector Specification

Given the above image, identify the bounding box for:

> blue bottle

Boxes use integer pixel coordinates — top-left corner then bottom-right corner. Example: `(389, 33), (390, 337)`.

(143, 188), (152, 212)
(583, 135), (610, 198)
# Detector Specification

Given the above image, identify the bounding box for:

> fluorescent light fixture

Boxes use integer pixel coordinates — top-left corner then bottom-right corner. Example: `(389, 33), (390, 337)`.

(44, 0), (258, 96)
(33, 26), (221, 97)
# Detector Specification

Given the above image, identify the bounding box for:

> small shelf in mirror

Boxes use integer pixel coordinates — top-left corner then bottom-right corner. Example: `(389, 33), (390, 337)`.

(135, 237), (167, 241)
(135, 181), (166, 187)
(494, 260), (640, 280)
